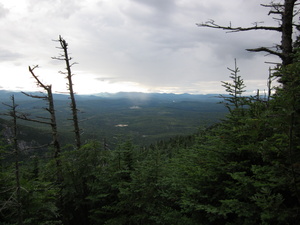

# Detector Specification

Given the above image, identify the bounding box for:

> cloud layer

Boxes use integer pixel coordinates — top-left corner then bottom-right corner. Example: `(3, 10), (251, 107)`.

(0, 0), (290, 94)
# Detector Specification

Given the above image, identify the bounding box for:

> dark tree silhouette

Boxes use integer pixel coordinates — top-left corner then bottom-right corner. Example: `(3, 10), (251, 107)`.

(21, 65), (62, 182)
(2, 96), (23, 225)
(52, 35), (81, 149)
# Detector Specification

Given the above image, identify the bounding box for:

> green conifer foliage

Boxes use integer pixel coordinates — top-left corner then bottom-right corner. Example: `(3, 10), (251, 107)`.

(220, 59), (247, 114)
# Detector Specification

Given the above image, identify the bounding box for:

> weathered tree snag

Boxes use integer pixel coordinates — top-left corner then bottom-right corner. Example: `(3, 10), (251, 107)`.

(2, 95), (23, 225)
(22, 65), (62, 182)
(281, 0), (296, 65)
(12, 96), (23, 225)
(53, 35), (81, 149)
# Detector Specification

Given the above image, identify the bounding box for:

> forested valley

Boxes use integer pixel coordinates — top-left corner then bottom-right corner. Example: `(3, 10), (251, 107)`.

(1, 1), (300, 224)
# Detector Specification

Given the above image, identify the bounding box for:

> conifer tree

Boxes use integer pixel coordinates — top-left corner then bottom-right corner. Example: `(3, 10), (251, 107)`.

(220, 59), (246, 114)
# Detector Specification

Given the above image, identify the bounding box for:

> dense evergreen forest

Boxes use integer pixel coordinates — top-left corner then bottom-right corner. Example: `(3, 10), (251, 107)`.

(1, 1), (300, 224)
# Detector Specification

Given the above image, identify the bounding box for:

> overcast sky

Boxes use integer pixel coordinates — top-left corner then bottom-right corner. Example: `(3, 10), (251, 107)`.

(0, 0), (292, 95)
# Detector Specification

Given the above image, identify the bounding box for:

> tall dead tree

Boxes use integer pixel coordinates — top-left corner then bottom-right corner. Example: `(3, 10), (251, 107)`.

(2, 95), (23, 225)
(197, 0), (299, 66)
(20, 65), (62, 182)
(52, 35), (81, 149)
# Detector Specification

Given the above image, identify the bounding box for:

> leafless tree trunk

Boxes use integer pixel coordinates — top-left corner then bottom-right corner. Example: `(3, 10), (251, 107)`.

(53, 35), (81, 149)
(267, 67), (274, 102)
(3, 95), (23, 225)
(197, 0), (299, 66)
(21, 65), (62, 182)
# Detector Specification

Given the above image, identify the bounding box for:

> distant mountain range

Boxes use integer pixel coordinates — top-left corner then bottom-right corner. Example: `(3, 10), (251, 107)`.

(0, 90), (220, 102)
(0, 90), (226, 146)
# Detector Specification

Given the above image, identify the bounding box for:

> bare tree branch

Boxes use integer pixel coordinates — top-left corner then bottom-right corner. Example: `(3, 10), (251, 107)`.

(16, 113), (52, 125)
(21, 91), (47, 99)
(246, 47), (285, 59)
(196, 20), (282, 33)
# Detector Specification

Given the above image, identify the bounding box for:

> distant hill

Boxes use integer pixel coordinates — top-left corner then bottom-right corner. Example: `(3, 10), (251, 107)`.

(0, 90), (227, 146)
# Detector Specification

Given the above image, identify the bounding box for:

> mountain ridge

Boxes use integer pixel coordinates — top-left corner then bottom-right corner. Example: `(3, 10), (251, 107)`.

(0, 90), (220, 102)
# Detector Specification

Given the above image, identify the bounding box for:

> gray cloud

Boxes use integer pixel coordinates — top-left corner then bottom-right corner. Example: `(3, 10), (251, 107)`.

(95, 77), (119, 83)
(0, 48), (23, 61)
(28, 0), (82, 18)
(0, 0), (293, 94)
(0, 3), (9, 18)
(131, 0), (175, 11)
